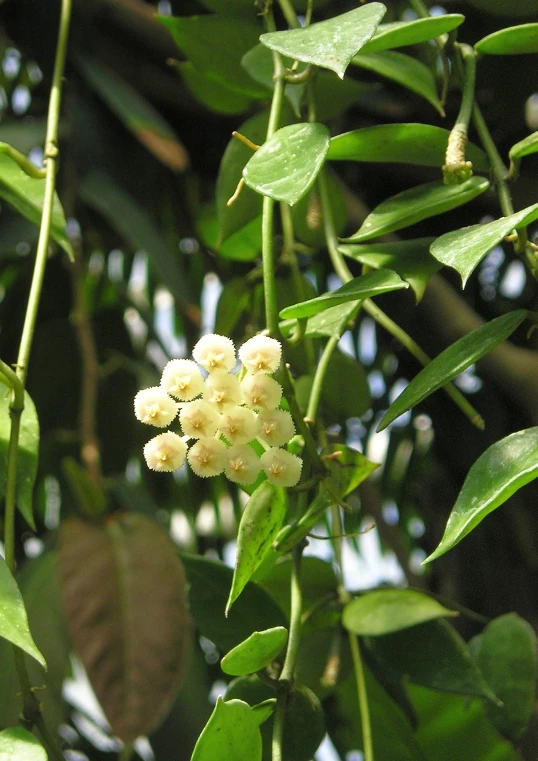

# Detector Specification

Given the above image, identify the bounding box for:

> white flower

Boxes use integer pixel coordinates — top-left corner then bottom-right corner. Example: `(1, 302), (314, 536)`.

(134, 387), (178, 428)
(239, 335), (282, 375)
(218, 406), (259, 445)
(144, 432), (187, 472)
(241, 374), (282, 410)
(203, 371), (242, 412)
(258, 409), (295, 447)
(224, 444), (261, 485)
(260, 448), (302, 487)
(192, 334), (236, 373)
(161, 359), (205, 401)
(187, 438), (227, 478)
(180, 400), (220, 439)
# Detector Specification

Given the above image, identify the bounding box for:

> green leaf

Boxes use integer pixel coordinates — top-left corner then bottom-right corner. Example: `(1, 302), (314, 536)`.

(352, 51), (443, 113)
(328, 124), (488, 172)
(197, 204), (262, 262)
(243, 123), (330, 206)
(327, 444), (379, 498)
(215, 278), (251, 336)
(378, 310), (527, 431)
(180, 553), (287, 653)
(344, 177), (490, 243)
(360, 14), (465, 53)
(430, 201), (538, 285)
(322, 351), (372, 420)
(251, 698), (276, 726)
(0, 728), (47, 761)
(177, 61), (253, 115)
(227, 482), (287, 615)
(339, 238), (440, 301)
(279, 269), (408, 319)
(0, 387), (39, 529)
(259, 4), (386, 79)
(509, 130), (538, 162)
(241, 44), (305, 117)
(220, 627), (288, 676)
(470, 614), (537, 742)
(0, 556), (45, 669)
(258, 557), (337, 621)
(275, 490), (335, 554)
(425, 427), (538, 563)
(160, 15), (267, 98)
(191, 698), (262, 761)
(0, 154), (72, 259)
(343, 589), (457, 636)
(302, 301), (361, 339)
(474, 24), (538, 55)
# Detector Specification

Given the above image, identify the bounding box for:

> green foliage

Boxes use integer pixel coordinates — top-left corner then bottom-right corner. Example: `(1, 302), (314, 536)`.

(0, 556), (45, 669)
(342, 589), (457, 635)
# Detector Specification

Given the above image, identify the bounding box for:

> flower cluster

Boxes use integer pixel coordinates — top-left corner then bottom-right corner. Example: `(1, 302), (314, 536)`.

(134, 334), (302, 487)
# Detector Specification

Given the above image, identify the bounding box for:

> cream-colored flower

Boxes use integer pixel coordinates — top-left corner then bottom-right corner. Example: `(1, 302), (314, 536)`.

(134, 387), (178, 428)
(179, 400), (220, 439)
(260, 448), (302, 487)
(187, 438), (227, 478)
(203, 371), (242, 412)
(258, 409), (295, 447)
(239, 335), (282, 375)
(224, 444), (261, 485)
(241, 374), (282, 410)
(218, 406), (259, 445)
(144, 432), (187, 472)
(161, 359), (204, 401)
(192, 334), (236, 373)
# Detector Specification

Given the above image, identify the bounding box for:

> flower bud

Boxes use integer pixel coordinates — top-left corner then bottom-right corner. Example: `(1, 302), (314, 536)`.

(241, 374), (282, 411)
(224, 444), (261, 485)
(218, 406), (259, 445)
(203, 371), (242, 412)
(193, 334), (236, 373)
(258, 409), (295, 447)
(187, 438), (227, 478)
(260, 448), (302, 487)
(161, 359), (204, 401)
(134, 387), (178, 428)
(239, 335), (282, 375)
(180, 400), (220, 439)
(144, 432), (187, 472)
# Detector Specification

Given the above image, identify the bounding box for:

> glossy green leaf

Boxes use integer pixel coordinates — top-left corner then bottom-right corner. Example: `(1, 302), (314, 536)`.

(430, 201), (538, 285)
(328, 124), (488, 171)
(299, 301), (360, 339)
(177, 61), (253, 115)
(226, 482), (287, 615)
(475, 24), (538, 55)
(378, 310), (527, 431)
(0, 728), (47, 761)
(360, 14), (465, 53)
(352, 51), (442, 113)
(220, 626), (288, 676)
(243, 123), (330, 206)
(0, 154), (72, 259)
(0, 387), (39, 529)
(344, 177), (490, 242)
(259, 4), (386, 79)
(251, 698), (276, 726)
(425, 427), (538, 563)
(509, 130), (538, 162)
(339, 238), (440, 301)
(343, 589), (457, 636)
(279, 269), (408, 320)
(470, 614), (537, 742)
(192, 698), (262, 761)
(327, 444), (379, 498)
(0, 556), (45, 669)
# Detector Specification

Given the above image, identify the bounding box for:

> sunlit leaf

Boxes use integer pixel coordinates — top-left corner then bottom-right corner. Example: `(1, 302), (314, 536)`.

(191, 698), (262, 761)
(259, 4), (386, 79)
(425, 427), (538, 563)
(430, 201), (538, 285)
(220, 627), (288, 676)
(326, 444), (379, 497)
(378, 310), (527, 431)
(0, 556), (45, 669)
(251, 699), (276, 726)
(344, 177), (489, 242)
(0, 727), (46, 761)
(360, 14), (465, 53)
(474, 24), (538, 55)
(243, 123), (330, 205)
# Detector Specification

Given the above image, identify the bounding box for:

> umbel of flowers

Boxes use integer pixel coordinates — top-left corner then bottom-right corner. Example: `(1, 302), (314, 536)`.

(134, 334), (302, 488)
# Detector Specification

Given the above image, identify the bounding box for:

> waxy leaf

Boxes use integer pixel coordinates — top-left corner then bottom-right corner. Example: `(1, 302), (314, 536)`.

(328, 123), (488, 172)
(192, 698), (262, 761)
(279, 269), (408, 320)
(259, 4), (386, 79)
(226, 482), (287, 615)
(344, 177), (489, 243)
(378, 310), (527, 431)
(509, 130), (538, 162)
(425, 427), (538, 563)
(302, 301), (360, 338)
(352, 51), (442, 113)
(243, 123), (330, 206)
(0, 387), (39, 529)
(360, 14), (465, 53)
(343, 589), (457, 636)
(220, 627), (288, 676)
(470, 614), (538, 742)
(59, 514), (191, 742)
(0, 556), (45, 668)
(0, 728), (46, 761)
(474, 24), (538, 55)
(430, 201), (538, 286)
